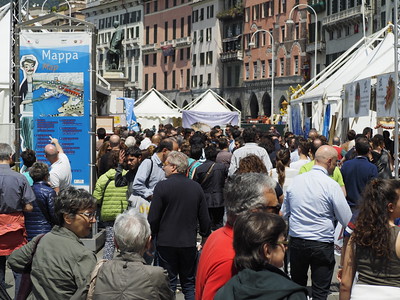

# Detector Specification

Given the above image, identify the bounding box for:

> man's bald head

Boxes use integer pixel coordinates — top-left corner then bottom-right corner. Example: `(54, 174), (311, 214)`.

(109, 134), (121, 149)
(315, 145), (338, 175)
(44, 144), (59, 163)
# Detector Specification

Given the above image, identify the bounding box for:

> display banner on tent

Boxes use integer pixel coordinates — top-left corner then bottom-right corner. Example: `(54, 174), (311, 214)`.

(343, 78), (371, 118)
(290, 104), (302, 136)
(19, 32), (91, 189)
(182, 110), (239, 131)
(118, 97), (140, 131)
(376, 72), (396, 117)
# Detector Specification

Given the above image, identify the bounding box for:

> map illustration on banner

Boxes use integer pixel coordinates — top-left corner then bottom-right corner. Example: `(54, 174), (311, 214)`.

(376, 73), (396, 117)
(343, 78), (370, 118)
(19, 32), (91, 189)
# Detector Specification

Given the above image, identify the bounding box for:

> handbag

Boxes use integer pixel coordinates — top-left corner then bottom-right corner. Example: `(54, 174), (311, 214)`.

(86, 259), (107, 300)
(16, 234), (46, 300)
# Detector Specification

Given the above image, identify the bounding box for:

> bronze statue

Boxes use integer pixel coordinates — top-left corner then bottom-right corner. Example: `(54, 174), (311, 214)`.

(108, 21), (124, 70)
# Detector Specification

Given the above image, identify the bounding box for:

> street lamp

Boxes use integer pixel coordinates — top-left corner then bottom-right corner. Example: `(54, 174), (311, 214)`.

(248, 29), (274, 117)
(286, 4), (318, 83)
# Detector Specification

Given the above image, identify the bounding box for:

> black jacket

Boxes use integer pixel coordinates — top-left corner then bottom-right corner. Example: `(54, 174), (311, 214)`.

(193, 160), (227, 208)
(148, 173), (211, 247)
(215, 264), (308, 300)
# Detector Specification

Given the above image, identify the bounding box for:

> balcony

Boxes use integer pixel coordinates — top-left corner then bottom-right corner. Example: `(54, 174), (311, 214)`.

(220, 50), (243, 62)
(141, 43), (158, 54)
(322, 6), (363, 28)
(160, 40), (175, 47)
(176, 37), (192, 47)
(306, 41), (326, 53)
(124, 37), (140, 47)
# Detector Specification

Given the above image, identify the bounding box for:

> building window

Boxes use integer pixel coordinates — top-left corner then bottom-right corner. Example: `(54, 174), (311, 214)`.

(173, 19), (177, 39)
(329, 31), (334, 40)
(172, 51), (176, 62)
(172, 70), (176, 89)
(268, 59), (272, 77)
(193, 10), (198, 23)
(337, 28), (342, 38)
(207, 73), (211, 85)
(345, 26), (351, 36)
(153, 53), (157, 65)
(295, 24), (299, 40)
(153, 73), (157, 89)
(192, 75), (197, 88)
(200, 8), (204, 21)
(186, 69), (190, 88)
(181, 17), (184, 38)
(164, 55), (167, 64)
(200, 52), (205, 65)
(253, 61), (258, 79)
(192, 54), (197, 66)
(180, 69), (184, 88)
(164, 22), (168, 41)
(199, 29), (204, 42)
(245, 63), (249, 80)
(280, 58), (284, 76)
(153, 24), (158, 43)
(269, 29), (273, 44)
(146, 26), (150, 44)
(166, 0), (169, 9)
(245, 7), (250, 22)
(261, 60), (266, 78)
(135, 66), (138, 81)
(206, 28), (212, 41)
(206, 51), (213, 64)
(381, 11), (386, 28)
(144, 54), (149, 66)
(252, 4), (260, 20)
(154, 0), (158, 12)
(180, 48), (184, 60)
(187, 48), (191, 59)
(144, 74), (149, 90)
(281, 26), (285, 42)
(146, 2), (150, 14)
(199, 74), (203, 87)
(227, 66), (232, 86)
(187, 16), (191, 35)
(164, 71), (168, 89)
(294, 56), (299, 74)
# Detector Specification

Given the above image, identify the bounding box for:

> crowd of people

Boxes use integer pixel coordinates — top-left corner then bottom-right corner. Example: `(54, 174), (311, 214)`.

(0, 122), (399, 300)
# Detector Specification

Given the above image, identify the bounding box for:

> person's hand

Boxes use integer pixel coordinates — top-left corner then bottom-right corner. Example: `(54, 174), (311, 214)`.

(336, 267), (343, 282)
(119, 150), (126, 164)
(49, 136), (59, 144)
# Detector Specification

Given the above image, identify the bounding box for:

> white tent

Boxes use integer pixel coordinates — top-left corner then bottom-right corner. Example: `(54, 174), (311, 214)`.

(134, 88), (181, 130)
(182, 89), (241, 129)
(289, 25), (395, 135)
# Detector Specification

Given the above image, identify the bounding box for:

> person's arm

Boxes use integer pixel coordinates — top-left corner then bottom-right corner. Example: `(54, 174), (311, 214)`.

(50, 137), (64, 154)
(197, 189), (211, 239)
(8, 235), (40, 272)
(92, 175), (107, 205)
(262, 151), (273, 172)
(147, 183), (164, 237)
(23, 203), (33, 212)
(22, 177), (36, 211)
(332, 184), (352, 227)
(115, 150), (128, 187)
(227, 154), (238, 177)
(156, 269), (175, 300)
(339, 237), (357, 300)
(132, 160), (153, 199)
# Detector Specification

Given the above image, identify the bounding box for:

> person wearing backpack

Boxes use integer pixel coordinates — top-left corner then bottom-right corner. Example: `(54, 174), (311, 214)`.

(93, 151), (128, 260)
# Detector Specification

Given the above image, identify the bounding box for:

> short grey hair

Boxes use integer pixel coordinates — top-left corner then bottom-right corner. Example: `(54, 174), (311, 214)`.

(113, 210), (151, 253)
(0, 143), (12, 161)
(167, 151), (188, 174)
(224, 173), (276, 222)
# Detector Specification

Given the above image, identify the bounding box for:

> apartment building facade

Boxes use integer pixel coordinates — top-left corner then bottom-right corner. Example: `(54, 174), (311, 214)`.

(142, 0), (193, 107)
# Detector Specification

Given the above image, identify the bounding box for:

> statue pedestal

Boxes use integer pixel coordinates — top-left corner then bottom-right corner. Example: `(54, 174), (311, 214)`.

(103, 70), (126, 80)
(102, 71), (129, 115)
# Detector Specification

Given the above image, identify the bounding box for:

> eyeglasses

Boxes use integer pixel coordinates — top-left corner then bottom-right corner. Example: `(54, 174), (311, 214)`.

(77, 212), (96, 220)
(253, 204), (282, 215)
(276, 239), (289, 250)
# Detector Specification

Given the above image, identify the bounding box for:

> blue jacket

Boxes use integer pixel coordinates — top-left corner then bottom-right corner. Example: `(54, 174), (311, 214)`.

(24, 181), (56, 241)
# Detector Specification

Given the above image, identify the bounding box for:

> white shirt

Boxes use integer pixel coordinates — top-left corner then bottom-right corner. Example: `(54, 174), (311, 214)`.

(270, 167), (299, 194)
(290, 158), (311, 171)
(49, 153), (72, 191)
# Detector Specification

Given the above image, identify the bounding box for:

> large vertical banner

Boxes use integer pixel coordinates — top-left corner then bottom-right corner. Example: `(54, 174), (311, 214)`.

(376, 72), (396, 117)
(19, 32), (91, 189)
(343, 78), (371, 118)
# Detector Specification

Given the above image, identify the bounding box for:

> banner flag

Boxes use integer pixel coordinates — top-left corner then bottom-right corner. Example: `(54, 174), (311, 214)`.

(118, 97), (140, 131)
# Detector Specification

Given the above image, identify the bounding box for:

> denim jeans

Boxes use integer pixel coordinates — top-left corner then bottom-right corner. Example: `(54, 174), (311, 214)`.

(289, 237), (335, 300)
(157, 246), (197, 300)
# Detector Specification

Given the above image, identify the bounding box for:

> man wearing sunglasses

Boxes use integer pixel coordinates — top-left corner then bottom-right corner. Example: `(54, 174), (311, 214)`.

(196, 173), (279, 300)
(282, 145), (352, 300)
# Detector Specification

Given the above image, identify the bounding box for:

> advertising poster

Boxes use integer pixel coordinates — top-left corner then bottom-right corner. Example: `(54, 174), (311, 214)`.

(376, 73), (396, 117)
(19, 32), (92, 189)
(290, 104), (302, 136)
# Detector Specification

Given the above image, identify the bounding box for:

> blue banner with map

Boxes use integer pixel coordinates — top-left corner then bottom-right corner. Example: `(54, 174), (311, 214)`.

(19, 32), (92, 190)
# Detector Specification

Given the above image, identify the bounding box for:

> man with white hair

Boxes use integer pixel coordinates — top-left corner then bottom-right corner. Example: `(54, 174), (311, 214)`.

(148, 151), (211, 300)
(282, 145), (352, 300)
(91, 210), (173, 299)
(44, 137), (71, 194)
